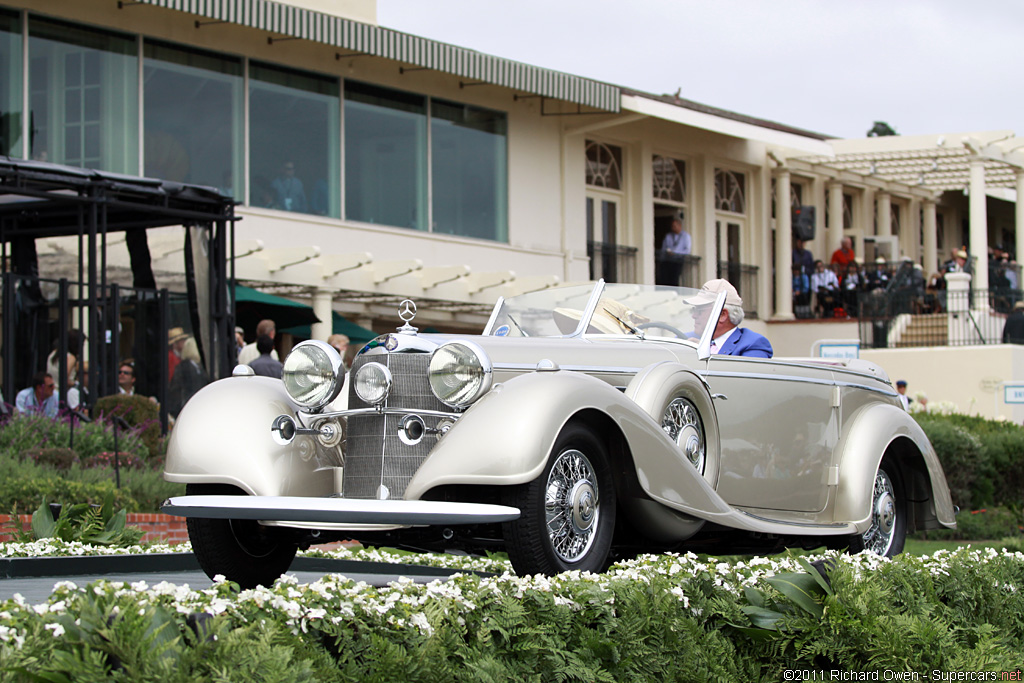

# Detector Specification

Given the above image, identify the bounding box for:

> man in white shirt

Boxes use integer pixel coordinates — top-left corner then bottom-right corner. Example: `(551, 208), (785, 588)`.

(238, 319), (279, 365)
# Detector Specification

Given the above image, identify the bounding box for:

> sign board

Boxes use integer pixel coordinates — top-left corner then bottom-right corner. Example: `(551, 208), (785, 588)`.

(1004, 383), (1024, 404)
(816, 341), (860, 360)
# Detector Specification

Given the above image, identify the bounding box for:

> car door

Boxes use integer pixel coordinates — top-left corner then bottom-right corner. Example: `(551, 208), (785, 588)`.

(703, 356), (838, 513)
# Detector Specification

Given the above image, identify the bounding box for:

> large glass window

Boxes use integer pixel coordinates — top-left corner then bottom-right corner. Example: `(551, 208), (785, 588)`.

(344, 81), (426, 230)
(0, 9), (21, 158)
(431, 99), (507, 240)
(28, 17), (137, 173)
(249, 62), (339, 216)
(143, 41), (241, 193)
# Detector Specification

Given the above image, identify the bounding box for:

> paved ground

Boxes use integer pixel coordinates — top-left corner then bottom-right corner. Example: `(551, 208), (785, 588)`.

(0, 569), (437, 604)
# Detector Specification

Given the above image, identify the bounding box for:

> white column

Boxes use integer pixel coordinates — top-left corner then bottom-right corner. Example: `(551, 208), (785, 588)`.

(907, 198), (920, 262)
(774, 170), (794, 320)
(923, 199), (938, 275)
(827, 182), (844, 260)
(1016, 171), (1024, 268)
(700, 159), (717, 284)
(876, 192), (892, 238)
(857, 189), (873, 263)
(311, 288), (334, 342)
(969, 158), (989, 294)
(635, 141), (655, 285)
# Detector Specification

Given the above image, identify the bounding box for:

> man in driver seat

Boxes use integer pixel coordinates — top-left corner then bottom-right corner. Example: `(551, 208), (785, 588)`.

(688, 279), (773, 358)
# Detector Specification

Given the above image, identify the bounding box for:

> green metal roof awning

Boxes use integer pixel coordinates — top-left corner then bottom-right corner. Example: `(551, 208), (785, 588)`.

(234, 284), (319, 334)
(132, 0), (620, 112)
(281, 310), (377, 344)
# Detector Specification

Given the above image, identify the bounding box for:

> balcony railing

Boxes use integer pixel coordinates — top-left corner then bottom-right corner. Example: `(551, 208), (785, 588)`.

(588, 241), (638, 284)
(857, 287), (1022, 348)
(655, 252), (702, 288)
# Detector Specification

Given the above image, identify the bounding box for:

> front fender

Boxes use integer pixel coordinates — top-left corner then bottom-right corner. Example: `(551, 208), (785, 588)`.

(403, 370), (735, 520)
(164, 375), (334, 497)
(834, 403), (956, 529)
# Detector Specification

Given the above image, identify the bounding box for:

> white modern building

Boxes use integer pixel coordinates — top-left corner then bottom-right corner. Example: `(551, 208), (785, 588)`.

(5, 0), (1024, 418)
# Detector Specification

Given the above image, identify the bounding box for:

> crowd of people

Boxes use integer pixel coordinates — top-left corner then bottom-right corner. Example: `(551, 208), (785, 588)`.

(1, 316), (354, 423)
(790, 238), (1023, 320)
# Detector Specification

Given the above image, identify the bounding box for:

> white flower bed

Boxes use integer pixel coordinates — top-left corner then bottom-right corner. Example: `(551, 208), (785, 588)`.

(0, 544), (1020, 649)
(0, 539), (509, 573)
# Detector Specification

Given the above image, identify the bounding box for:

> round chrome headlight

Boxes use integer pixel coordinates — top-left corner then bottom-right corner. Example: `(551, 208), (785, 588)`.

(428, 341), (492, 407)
(354, 361), (392, 405)
(281, 340), (344, 410)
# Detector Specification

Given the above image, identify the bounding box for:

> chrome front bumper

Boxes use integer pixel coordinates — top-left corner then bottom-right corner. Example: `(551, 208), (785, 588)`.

(162, 495), (520, 526)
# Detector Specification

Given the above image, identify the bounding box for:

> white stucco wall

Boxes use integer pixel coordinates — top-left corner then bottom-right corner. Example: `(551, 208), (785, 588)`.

(862, 345), (1024, 422)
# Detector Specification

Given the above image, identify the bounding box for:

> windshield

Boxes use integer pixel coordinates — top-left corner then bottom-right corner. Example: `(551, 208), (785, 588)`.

(484, 282), (718, 342)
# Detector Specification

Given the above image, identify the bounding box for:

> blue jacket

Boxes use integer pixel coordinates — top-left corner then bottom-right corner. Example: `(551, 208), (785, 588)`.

(719, 327), (773, 358)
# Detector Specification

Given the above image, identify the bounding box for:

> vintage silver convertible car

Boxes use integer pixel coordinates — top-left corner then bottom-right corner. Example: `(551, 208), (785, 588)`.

(164, 281), (955, 588)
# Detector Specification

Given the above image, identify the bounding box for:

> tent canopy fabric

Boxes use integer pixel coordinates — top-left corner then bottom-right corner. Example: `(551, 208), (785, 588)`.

(234, 285), (320, 337)
(281, 310), (377, 345)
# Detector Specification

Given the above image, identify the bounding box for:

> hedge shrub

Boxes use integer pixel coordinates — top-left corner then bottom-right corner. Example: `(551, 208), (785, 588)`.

(93, 393), (164, 459)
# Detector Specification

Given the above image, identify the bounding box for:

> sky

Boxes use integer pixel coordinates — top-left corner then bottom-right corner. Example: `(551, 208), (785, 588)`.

(377, 0), (1023, 140)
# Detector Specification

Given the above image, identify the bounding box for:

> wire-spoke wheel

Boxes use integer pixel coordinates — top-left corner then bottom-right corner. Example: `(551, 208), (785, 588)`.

(848, 462), (906, 557)
(661, 397), (706, 474)
(503, 423), (615, 575)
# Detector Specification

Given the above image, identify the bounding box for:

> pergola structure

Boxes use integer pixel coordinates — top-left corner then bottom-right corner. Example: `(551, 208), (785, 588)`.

(797, 131), (1024, 293)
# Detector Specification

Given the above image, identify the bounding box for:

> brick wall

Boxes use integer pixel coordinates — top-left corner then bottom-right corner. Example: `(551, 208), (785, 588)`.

(0, 514), (189, 545)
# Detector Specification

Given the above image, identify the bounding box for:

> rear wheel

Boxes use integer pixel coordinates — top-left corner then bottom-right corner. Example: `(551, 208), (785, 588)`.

(848, 461), (906, 557)
(503, 423), (615, 576)
(186, 483), (298, 589)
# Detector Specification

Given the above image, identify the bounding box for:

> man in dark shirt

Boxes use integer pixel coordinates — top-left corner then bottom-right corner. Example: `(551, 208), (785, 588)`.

(248, 334), (284, 378)
(1004, 302), (1024, 344)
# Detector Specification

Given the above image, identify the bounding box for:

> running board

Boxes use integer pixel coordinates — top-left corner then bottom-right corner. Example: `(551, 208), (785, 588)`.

(162, 495), (521, 526)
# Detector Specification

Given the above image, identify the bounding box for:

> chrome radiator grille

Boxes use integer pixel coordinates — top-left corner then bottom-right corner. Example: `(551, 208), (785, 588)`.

(344, 352), (447, 499)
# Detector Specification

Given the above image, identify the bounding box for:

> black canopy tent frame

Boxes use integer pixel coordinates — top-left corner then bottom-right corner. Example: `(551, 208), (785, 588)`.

(0, 157), (238, 428)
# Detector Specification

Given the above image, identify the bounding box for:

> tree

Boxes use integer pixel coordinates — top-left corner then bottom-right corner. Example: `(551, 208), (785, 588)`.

(867, 121), (898, 137)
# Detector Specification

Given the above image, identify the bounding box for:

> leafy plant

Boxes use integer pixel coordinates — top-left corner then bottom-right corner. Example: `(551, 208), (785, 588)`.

(94, 394), (163, 459)
(29, 492), (144, 547)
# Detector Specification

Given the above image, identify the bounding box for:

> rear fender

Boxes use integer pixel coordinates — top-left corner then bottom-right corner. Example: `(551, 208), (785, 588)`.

(834, 403), (956, 529)
(163, 376), (335, 497)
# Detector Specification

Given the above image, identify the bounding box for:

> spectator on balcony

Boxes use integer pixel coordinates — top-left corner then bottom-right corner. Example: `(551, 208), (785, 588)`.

(1003, 301), (1024, 345)
(944, 249), (970, 275)
(792, 265), (811, 317)
(661, 217), (691, 256)
(810, 260), (839, 318)
(830, 237), (856, 269)
(792, 239), (814, 276)
(658, 217), (691, 286)
(687, 279), (772, 358)
(840, 262), (863, 315)
(865, 258), (891, 292)
(15, 372), (58, 418)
